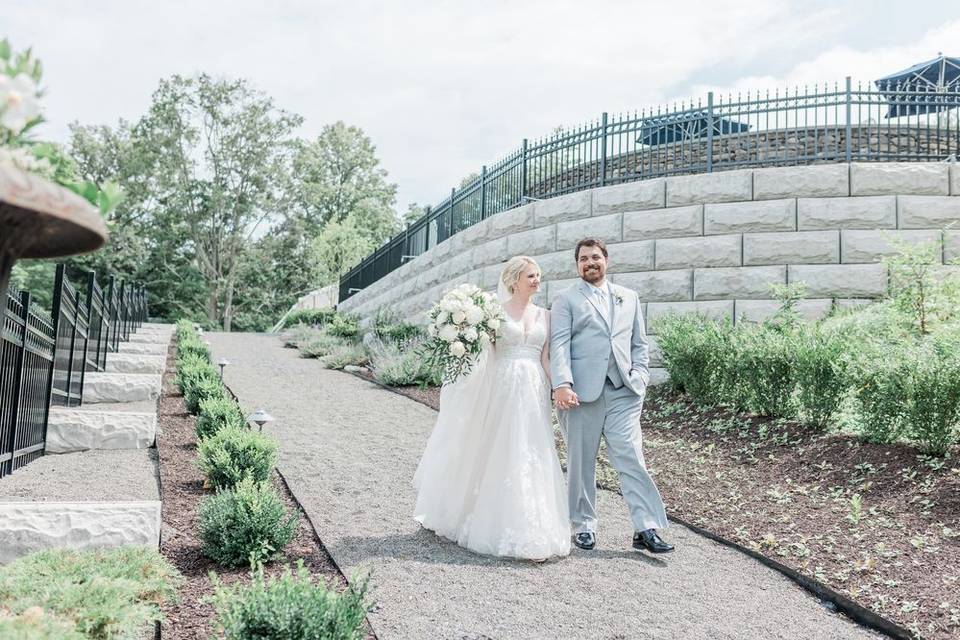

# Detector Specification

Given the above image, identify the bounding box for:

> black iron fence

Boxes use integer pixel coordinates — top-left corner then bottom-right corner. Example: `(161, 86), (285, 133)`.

(0, 265), (148, 477)
(340, 78), (960, 302)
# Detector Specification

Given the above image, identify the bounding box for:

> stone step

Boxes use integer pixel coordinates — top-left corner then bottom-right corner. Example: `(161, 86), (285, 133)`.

(45, 406), (156, 453)
(82, 373), (162, 404)
(142, 323), (173, 330)
(105, 353), (166, 375)
(118, 341), (168, 356)
(0, 501), (161, 563)
(128, 333), (171, 344)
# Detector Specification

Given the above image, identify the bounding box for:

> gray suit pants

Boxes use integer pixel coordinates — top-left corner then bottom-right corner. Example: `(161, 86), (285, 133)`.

(559, 380), (668, 534)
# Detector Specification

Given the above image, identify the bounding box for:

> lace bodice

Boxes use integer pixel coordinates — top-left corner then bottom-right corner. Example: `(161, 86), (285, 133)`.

(497, 306), (547, 361)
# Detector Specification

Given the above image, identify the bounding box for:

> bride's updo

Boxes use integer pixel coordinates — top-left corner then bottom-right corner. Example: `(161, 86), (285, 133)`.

(500, 256), (540, 294)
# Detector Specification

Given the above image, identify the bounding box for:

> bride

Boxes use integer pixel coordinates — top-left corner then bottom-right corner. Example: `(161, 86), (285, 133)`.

(412, 256), (571, 560)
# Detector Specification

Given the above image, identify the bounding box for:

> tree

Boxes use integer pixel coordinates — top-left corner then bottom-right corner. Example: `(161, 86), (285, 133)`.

(402, 202), (427, 226)
(310, 216), (375, 286)
(134, 74), (302, 331)
(292, 122), (399, 244)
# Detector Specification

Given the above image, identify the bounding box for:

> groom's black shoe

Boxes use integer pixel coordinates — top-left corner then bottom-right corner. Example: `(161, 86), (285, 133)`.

(572, 532), (596, 550)
(633, 529), (674, 554)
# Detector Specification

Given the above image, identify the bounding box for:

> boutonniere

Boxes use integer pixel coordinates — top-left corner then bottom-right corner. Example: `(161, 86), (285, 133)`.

(613, 293), (624, 306)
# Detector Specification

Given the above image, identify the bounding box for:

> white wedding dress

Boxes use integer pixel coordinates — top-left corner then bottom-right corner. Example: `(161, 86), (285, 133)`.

(413, 306), (571, 559)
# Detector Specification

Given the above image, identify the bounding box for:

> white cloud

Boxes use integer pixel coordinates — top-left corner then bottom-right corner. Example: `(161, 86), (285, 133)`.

(4, 1), (959, 214)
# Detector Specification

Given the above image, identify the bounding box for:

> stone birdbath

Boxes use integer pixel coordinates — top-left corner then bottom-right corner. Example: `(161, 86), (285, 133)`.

(0, 164), (107, 296)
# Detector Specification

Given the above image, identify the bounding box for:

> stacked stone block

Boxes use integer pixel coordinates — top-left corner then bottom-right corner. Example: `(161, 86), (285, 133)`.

(341, 163), (960, 383)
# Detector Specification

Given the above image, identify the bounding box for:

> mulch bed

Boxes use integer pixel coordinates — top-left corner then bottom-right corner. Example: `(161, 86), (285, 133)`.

(358, 371), (959, 640)
(156, 343), (377, 640)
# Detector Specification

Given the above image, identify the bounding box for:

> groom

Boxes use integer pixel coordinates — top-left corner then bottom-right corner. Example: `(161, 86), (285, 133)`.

(550, 238), (673, 554)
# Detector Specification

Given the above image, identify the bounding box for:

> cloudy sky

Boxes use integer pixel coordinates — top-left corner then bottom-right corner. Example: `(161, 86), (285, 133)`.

(6, 1), (960, 215)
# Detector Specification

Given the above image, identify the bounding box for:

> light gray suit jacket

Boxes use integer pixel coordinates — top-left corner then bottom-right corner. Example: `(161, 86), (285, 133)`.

(550, 280), (651, 404)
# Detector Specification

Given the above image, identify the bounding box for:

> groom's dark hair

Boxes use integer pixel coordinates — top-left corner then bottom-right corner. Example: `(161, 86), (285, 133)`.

(574, 237), (608, 260)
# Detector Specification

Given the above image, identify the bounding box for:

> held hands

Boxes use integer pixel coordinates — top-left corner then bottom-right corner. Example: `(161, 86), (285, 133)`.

(553, 387), (580, 411)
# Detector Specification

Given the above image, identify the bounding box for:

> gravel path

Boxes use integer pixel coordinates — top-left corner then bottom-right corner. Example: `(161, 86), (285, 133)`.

(0, 449), (160, 502)
(209, 332), (881, 640)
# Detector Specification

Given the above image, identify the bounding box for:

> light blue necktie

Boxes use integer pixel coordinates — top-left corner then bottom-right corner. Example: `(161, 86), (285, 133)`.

(594, 288), (609, 324)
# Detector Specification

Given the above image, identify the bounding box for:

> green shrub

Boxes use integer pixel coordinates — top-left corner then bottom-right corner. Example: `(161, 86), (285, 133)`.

(282, 325), (323, 349)
(175, 318), (195, 334)
(327, 313), (359, 338)
(0, 547), (181, 640)
(198, 476), (297, 567)
(0, 611), (85, 640)
(211, 561), (371, 640)
(299, 332), (348, 359)
(377, 323), (424, 349)
(175, 353), (217, 393)
(198, 426), (278, 489)
(654, 314), (733, 401)
(372, 307), (423, 349)
(185, 375), (226, 414)
(280, 307), (337, 330)
(900, 339), (960, 456)
(791, 326), (853, 429)
(370, 340), (441, 387)
(321, 344), (369, 370)
(177, 339), (210, 361)
(197, 395), (248, 440)
(729, 326), (797, 417)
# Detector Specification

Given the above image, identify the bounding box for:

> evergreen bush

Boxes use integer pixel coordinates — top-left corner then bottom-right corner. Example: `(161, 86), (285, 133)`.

(198, 426), (278, 489)
(198, 476), (297, 567)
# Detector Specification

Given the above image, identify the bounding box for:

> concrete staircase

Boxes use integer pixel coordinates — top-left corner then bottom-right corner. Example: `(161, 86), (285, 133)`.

(0, 323), (173, 563)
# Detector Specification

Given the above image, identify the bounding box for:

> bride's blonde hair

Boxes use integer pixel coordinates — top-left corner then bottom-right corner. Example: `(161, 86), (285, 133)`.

(500, 256), (540, 294)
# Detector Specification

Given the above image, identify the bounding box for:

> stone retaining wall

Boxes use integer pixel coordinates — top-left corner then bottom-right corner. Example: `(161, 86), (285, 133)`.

(341, 163), (960, 383)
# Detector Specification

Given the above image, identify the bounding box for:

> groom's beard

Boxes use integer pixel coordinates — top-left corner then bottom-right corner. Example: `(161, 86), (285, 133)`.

(580, 266), (605, 283)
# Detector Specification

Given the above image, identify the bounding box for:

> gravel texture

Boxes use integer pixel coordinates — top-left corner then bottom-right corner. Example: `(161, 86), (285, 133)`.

(0, 448), (160, 502)
(209, 332), (881, 640)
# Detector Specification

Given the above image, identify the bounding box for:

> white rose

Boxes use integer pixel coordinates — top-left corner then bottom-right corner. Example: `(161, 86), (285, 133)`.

(438, 324), (459, 342)
(464, 306), (484, 326)
(435, 311), (449, 326)
(0, 74), (41, 134)
(487, 318), (501, 331)
(449, 341), (467, 358)
(451, 310), (467, 324)
(463, 327), (479, 342)
(479, 332), (491, 347)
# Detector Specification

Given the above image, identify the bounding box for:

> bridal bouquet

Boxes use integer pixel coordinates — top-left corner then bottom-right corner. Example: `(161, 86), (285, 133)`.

(423, 283), (505, 384)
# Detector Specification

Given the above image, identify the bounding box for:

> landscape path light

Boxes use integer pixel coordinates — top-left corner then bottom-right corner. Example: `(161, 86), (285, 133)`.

(247, 408), (275, 432)
(217, 358), (230, 379)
